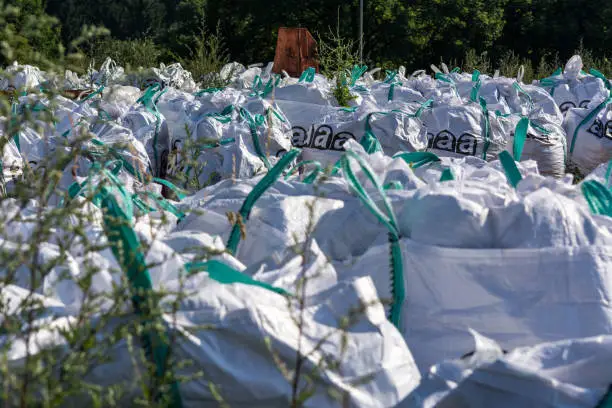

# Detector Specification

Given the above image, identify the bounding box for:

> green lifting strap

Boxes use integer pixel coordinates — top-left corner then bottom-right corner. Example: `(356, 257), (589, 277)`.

(67, 163), (183, 407)
(513, 116), (529, 161)
(239, 107), (272, 169)
(340, 150), (404, 329)
(439, 168), (455, 182)
(470, 70), (482, 103)
(185, 260), (290, 296)
(284, 160), (323, 184)
(349, 65), (368, 86)
(582, 180), (612, 217)
(100, 189), (183, 408)
(226, 149), (301, 255)
(499, 151), (523, 188)
(478, 97), (492, 160)
(570, 96), (612, 155)
(153, 178), (188, 200)
(393, 151), (441, 169)
(605, 160), (612, 188)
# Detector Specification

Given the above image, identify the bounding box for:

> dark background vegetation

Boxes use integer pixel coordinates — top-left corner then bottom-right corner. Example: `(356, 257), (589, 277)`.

(5, 0), (612, 77)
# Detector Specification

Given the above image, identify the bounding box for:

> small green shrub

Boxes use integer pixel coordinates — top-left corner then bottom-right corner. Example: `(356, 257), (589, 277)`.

(86, 37), (162, 71)
(176, 20), (230, 88)
(332, 73), (356, 107)
(316, 29), (358, 78)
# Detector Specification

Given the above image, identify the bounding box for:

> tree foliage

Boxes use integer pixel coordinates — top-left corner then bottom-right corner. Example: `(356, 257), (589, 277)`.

(0, 0), (62, 67)
(3, 0), (609, 73)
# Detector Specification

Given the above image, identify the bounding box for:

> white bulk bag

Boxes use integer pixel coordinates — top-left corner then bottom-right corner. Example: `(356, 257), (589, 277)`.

(1, 62), (45, 91)
(564, 97), (612, 175)
(502, 113), (567, 177)
(91, 121), (152, 178)
(369, 81), (426, 106)
(155, 87), (200, 144)
(333, 151), (612, 372)
(122, 108), (171, 178)
(420, 101), (508, 160)
(350, 235), (612, 372)
(4, 273), (421, 407)
(402, 332), (612, 408)
(540, 55), (611, 115)
(102, 85), (141, 106)
(273, 76), (332, 106)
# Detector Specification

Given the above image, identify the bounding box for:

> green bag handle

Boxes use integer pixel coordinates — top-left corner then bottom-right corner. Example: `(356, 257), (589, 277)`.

(470, 70), (482, 103)
(132, 194), (154, 213)
(605, 159), (612, 188)
(10, 102), (20, 152)
(284, 160), (322, 184)
(185, 260), (290, 296)
(136, 83), (161, 106)
(589, 69), (612, 91)
(137, 191), (186, 220)
(513, 82), (534, 111)
(68, 161), (135, 216)
(582, 180), (612, 217)
(383, 69), (403, 101)
(203, 104), (235, 124)
(439, 168), (454, 182)
(479, 97), (492, 160)
(239, 107), (272, 169)
(393, 151), (441, 169)
(570, 96), (612, 155)
(340, 150), (404, 328)
(142, 86), (168, 178)
(434, 72), (451, 82)
(513, 116), (529, 161)
(349, 65), (368, 87)
(79, 85), (105, 104)
(414, 99), (434, 117)
(540, 67), (563, 96)
(250, 75), (280, 98)
(388, 83), (397, 102)
(361, 114), (384, 154)
(68, 161), (185, 219)
(153, 178), (187, 200)
(329, 159), (343, 177)
(226, 149), (300, 255)
(499, 151), (523, 188)
(266, 106), (287, 123)
(384, 70), (398, 84)
(89, 139), (146, 183)
(99, 187), (183, 408)
(135, 84), (164, 173)
(298, 67), (316, 83)
(362, 102), (433, 155)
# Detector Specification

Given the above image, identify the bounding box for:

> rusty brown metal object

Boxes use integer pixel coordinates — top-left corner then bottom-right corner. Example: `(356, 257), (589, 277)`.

(273, 27), (319, 78)
(62, 89), (95, 100)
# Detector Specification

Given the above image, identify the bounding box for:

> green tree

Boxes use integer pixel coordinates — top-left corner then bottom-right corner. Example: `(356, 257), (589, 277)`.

(400, 0), (509, 68)
(0, 0), (62, 67)
(163, 0), (208, 58)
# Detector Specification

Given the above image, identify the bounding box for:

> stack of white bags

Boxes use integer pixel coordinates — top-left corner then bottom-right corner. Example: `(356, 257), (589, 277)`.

(0, 55), (612, 407)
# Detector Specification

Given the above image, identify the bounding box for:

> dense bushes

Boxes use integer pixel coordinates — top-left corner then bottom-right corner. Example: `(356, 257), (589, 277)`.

(6, 1), (612, 81)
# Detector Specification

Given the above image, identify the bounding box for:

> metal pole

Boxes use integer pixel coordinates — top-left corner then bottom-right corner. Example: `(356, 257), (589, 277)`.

(359, 0), (364, 64)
